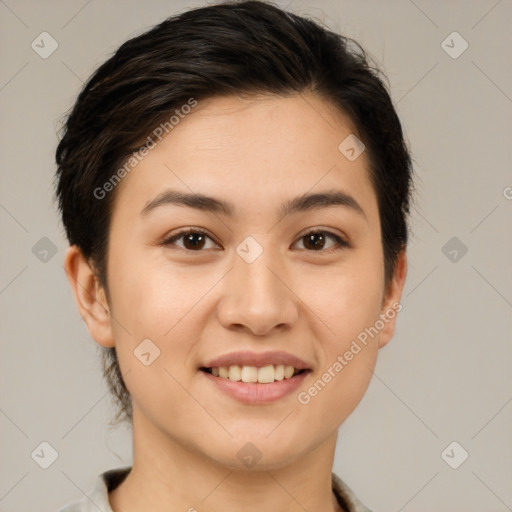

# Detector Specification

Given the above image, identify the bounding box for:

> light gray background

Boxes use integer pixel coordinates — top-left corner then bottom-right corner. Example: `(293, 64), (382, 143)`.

(1, 1), (511, 511)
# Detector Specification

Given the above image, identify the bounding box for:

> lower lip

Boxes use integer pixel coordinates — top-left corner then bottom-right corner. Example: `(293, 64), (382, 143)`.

(200, 370), (310, 404)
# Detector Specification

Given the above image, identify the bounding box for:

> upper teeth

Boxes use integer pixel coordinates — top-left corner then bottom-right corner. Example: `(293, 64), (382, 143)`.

(211, 364), (298, 383)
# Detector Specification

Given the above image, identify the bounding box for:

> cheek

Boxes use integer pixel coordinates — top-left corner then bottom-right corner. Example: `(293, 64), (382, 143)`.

(294, 250), (383, 417)
(106, 260), (205, 418)
(304, 249), (385, 343)
(107, 255), (217, 394)
(296, 269), (383, 426)
(108, 251), (202, 336)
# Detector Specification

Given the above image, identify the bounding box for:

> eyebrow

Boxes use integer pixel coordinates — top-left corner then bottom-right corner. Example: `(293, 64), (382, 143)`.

(141, 188), (367, 221)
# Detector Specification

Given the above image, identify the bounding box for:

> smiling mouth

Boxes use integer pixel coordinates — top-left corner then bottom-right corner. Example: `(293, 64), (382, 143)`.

(200, 365), (310, 384)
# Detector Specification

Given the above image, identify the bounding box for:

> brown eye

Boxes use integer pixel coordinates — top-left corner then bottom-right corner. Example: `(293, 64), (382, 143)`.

(295, 230), (349, 252)
(163, 229), (219, 251)
(162, 228), (348, 253)
(182, 232), (207, 250)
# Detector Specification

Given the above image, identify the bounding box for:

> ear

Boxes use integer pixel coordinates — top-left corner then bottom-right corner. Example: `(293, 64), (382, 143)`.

(64, 245), (115, 348)
(378, 249), (407, 349)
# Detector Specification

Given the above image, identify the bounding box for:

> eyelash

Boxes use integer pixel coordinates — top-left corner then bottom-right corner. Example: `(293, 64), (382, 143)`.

(161, 228), (350, 253)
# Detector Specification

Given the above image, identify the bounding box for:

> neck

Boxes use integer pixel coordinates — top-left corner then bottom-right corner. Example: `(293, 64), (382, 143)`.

(109, 407), (342, 512)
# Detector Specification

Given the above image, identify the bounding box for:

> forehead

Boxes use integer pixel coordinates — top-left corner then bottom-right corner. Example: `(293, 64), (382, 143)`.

(111, 93), (378, 224)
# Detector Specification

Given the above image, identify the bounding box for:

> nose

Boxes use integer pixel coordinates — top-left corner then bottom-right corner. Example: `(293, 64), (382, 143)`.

(216, 246), (299, 336)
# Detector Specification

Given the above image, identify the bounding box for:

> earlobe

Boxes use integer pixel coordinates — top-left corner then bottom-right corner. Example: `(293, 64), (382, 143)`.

(378, 249), (408, 349)
(63, 245), (115, 348)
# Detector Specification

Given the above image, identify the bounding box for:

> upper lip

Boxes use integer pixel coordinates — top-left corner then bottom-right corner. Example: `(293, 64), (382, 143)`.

(202, 350), (311, 370)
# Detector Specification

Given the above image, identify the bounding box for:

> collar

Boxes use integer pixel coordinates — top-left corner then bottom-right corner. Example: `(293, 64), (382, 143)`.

(59, 466), (372, 512)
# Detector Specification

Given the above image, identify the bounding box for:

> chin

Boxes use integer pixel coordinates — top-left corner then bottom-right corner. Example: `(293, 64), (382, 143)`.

(197, 432), (308, 471)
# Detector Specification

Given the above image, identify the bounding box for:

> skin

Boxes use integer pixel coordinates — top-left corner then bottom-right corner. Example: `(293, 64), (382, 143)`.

(65, 92), (407, 512)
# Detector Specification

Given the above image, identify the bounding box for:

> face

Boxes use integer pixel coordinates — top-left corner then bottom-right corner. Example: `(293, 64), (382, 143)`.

(71, 93), (406, 470)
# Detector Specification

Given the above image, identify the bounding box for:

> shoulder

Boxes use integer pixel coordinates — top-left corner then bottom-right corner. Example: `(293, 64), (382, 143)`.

(57, 466), (131, 512)
(332, 473), (374, 512)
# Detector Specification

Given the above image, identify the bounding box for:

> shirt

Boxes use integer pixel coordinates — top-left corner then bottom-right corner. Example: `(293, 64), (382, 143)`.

(58, 466), (373, 512)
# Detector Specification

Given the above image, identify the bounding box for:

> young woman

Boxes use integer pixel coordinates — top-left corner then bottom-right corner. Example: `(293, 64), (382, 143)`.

(55, 1), (412, 511)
